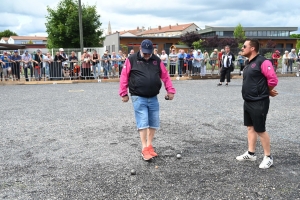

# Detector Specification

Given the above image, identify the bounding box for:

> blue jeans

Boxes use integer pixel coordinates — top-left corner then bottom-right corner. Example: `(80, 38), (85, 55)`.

(131, 96), (160, 130)
(92, 63), (100, 78)
(103, 63), (109, 77)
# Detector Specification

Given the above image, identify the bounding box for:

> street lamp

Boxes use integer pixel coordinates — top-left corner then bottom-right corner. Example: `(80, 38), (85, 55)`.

(78, 0), (84, 52)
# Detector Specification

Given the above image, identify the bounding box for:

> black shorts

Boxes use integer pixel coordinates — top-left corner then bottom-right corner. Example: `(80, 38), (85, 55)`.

(244, 98), (270, 132)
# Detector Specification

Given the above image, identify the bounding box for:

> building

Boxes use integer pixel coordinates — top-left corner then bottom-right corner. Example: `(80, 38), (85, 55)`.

(198, 26), (298, 50)
(0, 36), (48, 52)
(0, 37), (9, 44)
(104, 32), (182, 55)
(104, 23), (200, 54)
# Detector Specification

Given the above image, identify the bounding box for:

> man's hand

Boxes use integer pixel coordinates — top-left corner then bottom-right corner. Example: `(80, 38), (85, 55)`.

(269, 89), (278, 97)
(166, 93), (174, 100)
(122, 95), (129, 102)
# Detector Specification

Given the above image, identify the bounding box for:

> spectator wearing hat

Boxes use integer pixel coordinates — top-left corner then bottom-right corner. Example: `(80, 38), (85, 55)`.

(272, 50), (281, 73)
(288, 49), (297, 73)
(119, 39), (176, 161)
(0, 51), (11, 81)
(11, 50), (22, 81)
(59, 48), (68, 76)
(101, 51), (110, 78)
(193, 50), (203, 76)
(21, 50), (32, 81)
(81, 48), (91, 79)
(281, 51), (289, 74)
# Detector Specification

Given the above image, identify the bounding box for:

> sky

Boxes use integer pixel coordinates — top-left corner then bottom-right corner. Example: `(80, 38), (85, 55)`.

(0, 0), (299, 37)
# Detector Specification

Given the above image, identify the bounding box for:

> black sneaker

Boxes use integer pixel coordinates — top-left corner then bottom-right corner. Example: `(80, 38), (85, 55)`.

(217, 83), (222, 86)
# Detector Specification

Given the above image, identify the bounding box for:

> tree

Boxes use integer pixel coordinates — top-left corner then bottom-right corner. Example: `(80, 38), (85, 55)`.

(180, 32), (202, 47)
(0, 29), (18, 38)
(192, 39), (203, 50)
(296, 40), (300, 52)
(233, 23), (246, 48)
(265, 40), (277, 48)
(290, 34), (300, 39)
(45, 0), (104, 48)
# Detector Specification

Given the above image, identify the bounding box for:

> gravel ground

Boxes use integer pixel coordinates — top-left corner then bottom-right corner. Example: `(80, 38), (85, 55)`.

(0, 77), (299, 200)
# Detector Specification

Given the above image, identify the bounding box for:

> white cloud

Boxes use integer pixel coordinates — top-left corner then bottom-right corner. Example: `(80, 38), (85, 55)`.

(0, 0), (299, 36)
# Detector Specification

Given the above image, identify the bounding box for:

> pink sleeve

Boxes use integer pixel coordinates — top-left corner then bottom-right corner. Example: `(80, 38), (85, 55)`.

(160, 62), (176, 94)
(119, 58), (131, 96)
(261, 60), (278, 87)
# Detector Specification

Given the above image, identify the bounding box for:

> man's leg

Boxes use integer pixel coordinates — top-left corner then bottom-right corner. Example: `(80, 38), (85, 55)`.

(247, 126), (258, 152)
(147, 128), (155, 147)
(257, 131), (271, 156)
(139, 129), (148, 149)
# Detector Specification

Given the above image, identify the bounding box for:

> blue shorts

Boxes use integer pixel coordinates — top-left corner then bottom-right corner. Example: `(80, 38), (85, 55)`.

(131, 96), (160, 130)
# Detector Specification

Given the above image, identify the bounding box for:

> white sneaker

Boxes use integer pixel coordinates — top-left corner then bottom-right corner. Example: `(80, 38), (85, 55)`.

(259, 156), (273, 169)
(296, 73), (299, 77)
(236, 151), (257, 161)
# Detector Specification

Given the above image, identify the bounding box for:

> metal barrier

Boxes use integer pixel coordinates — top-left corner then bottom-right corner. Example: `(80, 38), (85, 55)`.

(0, 60), (126, 81)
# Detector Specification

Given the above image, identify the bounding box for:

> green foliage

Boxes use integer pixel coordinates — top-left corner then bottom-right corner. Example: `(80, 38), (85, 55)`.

(238, 43), (244, 49)
(177, 41), (185, 45)
(192, 39), (203, 50)
(296, 40), (300, 52)
(233, 23), (245, 43)
(264, 52), (273, 59)
(0, 29), (18, 38)
(45, 0), (104, 48)
(290, 34), (300, 39)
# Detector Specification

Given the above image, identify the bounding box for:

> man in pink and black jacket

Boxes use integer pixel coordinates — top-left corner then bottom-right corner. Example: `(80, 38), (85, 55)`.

(119, 39), (176, 161)
(236, 39), (278, 169)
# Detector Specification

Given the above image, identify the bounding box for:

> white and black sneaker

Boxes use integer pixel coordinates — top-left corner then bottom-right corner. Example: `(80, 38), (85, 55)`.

(236, 151), (257, 161)
(259, 156), (273, 169)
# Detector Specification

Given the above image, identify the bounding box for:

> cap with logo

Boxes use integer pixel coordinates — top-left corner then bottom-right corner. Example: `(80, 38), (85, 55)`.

(141, 39), (153, 54)
(14, 50), (18, 53)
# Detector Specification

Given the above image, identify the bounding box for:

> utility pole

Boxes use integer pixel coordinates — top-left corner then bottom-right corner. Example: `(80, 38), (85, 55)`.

(78, 0), (84, 52)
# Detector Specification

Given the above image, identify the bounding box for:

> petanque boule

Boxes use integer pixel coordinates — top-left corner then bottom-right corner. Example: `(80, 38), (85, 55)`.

(176, 154), (182, 159)
(130, 169), (136, 175)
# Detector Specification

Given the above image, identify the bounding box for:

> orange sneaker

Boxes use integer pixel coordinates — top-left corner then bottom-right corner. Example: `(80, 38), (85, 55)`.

(141, 147), (153, 161)
(148, 145), (158, 157)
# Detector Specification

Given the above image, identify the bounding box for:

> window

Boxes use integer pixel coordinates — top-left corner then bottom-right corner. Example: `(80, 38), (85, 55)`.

(112, 45), (115, 52)
(258, 31), (263, 36)
(262, 31), (267, 36)
(216, 31), (223, 36)
(106, 46), (110, 53)
(252, 31), (257, 36)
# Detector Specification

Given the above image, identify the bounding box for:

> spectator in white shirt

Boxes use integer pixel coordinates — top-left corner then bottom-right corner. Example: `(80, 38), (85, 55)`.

(160, 50), (168, 68)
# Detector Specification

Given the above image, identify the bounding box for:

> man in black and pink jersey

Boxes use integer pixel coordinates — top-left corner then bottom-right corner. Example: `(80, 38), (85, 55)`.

(119, 39), (176, 161)
(236, 39), (278, 169)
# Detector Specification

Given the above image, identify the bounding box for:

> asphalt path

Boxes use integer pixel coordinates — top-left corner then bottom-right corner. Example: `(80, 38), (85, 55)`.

(0, 77), (299, 199)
